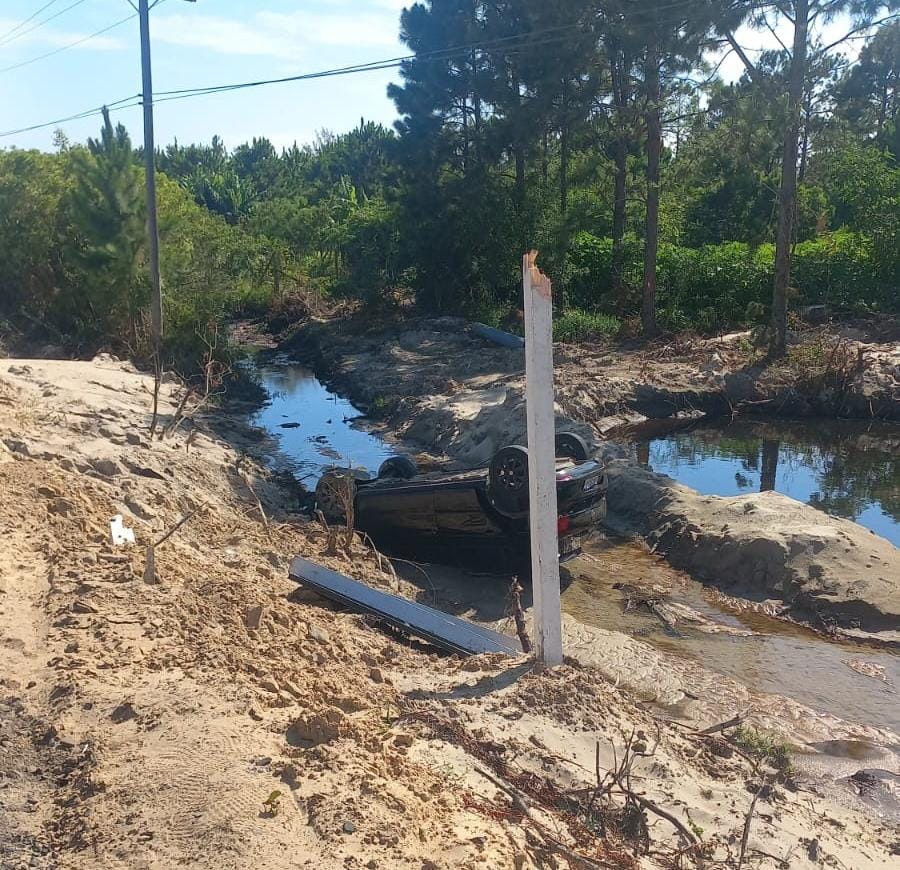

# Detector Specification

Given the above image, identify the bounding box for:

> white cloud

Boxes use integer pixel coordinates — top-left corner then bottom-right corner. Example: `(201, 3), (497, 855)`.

(0, 18), (123, 52)
(151, 14), (300, 59)
(257, 11), (399, 48)
(152, 8), (401, 60)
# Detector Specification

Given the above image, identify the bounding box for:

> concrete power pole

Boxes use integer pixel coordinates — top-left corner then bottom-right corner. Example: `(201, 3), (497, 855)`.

(138, 0), (163, 350)
(523, 251), (563, 665)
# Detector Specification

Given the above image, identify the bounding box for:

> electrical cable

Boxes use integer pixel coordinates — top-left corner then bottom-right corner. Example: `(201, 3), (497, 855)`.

(0, 0), (89, 49)
(0, 1), (64, 44)
(147, 1), (733, 104)
(0, 93), (140, 137)
(0, 27), (606, 138)
(0, 0), (176, 72)
(0, 0), (760, 77)
(0, 0), (827, 140)
(0, 12), (135, 73)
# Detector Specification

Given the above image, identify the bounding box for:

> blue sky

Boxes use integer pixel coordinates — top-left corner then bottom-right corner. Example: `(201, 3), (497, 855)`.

(0, 0), (865, 152)
(1, 0), (408, 150)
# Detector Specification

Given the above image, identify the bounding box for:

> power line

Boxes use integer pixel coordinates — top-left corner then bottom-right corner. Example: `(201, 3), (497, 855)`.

(0, 1), (64, 44)
(1, 0), (744, 78)
(0, 0), (828, 140)
(0, 0), (176, 73)
(0, 12), (135, 74)
(0, 28), (594, 138)
(150, 34), (586, 105)
(0, 93), (140, 137)
(149, 16), (648, 103)
(0, 0), (90, 49)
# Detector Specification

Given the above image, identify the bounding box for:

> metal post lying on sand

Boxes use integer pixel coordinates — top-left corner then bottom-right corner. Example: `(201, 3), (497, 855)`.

(522, 251), (563, 665)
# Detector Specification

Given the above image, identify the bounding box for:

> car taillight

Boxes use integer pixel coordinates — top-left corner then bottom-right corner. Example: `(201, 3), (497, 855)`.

(557, 515), (570, 534)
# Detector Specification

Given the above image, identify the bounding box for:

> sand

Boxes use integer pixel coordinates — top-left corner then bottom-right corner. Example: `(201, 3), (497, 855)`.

(0, 356), (897, 869)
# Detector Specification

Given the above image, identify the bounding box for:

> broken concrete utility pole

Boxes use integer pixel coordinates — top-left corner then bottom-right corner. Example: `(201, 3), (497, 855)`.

(523, 251), (563, 665)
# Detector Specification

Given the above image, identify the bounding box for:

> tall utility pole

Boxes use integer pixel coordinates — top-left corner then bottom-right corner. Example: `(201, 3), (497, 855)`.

(139, 0), (163, 350)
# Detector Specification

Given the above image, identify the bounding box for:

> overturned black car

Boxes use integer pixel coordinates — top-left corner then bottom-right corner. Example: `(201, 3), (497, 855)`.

(314, 433), (608, 575)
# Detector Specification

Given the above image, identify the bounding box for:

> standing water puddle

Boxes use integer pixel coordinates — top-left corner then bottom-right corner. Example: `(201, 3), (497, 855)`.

(244, 361), (898, 733)
(625, 418), (900, 546)
(248, 360), (394, 480)
(564, 536), (899, 732)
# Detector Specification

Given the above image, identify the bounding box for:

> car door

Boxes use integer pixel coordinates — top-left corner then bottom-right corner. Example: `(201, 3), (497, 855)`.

(356, 481), (437, 539)
(433, 482), (497, 535)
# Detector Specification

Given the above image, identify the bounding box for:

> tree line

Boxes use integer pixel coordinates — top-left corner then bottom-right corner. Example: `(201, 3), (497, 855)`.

(0, 2), (897, 368)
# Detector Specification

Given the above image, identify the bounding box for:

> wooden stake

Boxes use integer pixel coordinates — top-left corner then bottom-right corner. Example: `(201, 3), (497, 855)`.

(522, 251), (562, 665)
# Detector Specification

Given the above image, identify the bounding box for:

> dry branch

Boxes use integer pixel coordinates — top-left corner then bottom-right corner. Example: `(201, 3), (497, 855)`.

(473, 767), (615, 870)
(507, 577), (532, 653)
(737, 770), (771, 870)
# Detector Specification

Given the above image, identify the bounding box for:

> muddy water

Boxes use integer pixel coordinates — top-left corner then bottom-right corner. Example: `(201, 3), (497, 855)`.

(628, 418), (900, 546)
(563, 536), (899, 733)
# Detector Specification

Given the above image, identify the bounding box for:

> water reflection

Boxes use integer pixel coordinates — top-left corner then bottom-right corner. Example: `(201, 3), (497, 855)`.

(248, 363), (394, 480)
(631, 419), (900, 546)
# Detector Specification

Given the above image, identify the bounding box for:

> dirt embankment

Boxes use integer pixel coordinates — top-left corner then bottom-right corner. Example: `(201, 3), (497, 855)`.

(1, 356), (898, 869)
(285, 315), (899, 639)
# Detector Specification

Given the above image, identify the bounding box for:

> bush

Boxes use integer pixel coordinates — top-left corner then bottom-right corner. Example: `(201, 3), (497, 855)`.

(554, 310), (620, 342)
(793, 231), (890, 311)
(566, 232), (643, 310)
(0, 149), (71, 319)
(0, 144), (282, 373)
(564, 231), (895, 331)
(656, 241), (773, 329)
(334, 197), (402, 302)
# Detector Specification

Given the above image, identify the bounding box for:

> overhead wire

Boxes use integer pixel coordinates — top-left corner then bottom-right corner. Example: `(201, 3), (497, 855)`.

(0, 12), (135, 73)
(0, 0), (90, 49)
(148, 0), (730, 103)
(0, 27), (585, 138)
(0, 0), (64, 44)
(0, 93), (140, 137)
(0, 0), (844, 140)
(0, 0), (180, 74)
(0, 0), (756, 78)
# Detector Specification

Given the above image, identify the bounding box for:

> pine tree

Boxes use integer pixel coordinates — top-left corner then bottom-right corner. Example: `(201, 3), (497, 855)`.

(68, 108), (146, 345)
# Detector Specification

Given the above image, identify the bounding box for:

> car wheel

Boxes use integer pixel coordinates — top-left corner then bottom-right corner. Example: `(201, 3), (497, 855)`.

(555, 431), (591, 461)
(315, 470), (358, 522)
(378, 455), (418, 480)
(487, 445), (530, 518)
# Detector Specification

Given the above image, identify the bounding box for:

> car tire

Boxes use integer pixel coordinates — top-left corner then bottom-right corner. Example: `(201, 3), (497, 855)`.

(315, 470), (358, 522)
(487, 445), (530, 518)
(555, 431), (591, 461)
(378, 455), (418, 480)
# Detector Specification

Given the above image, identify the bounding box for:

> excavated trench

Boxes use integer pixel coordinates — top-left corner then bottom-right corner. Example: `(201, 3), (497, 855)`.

(239, 353), (899, 737)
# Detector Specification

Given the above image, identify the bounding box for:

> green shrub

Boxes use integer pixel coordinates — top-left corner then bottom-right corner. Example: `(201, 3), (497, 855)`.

(566, 232), (643, 310)
(732, 727), (794, 775)
(564, 231), (895, 331)
(554, 310), (620, 342)
(793, 231), (888, 311)
(0, 143), (282, 374)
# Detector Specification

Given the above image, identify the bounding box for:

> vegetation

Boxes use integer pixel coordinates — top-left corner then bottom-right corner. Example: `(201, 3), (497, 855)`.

(554, 310), (621, 343)
(732, 726), (795, 775)
(0, 5), (897, 369)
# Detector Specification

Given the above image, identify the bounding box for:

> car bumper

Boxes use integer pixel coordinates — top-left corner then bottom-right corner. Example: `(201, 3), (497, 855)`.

(558, 498), (607, 561)
(566, 498), (607, 531)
